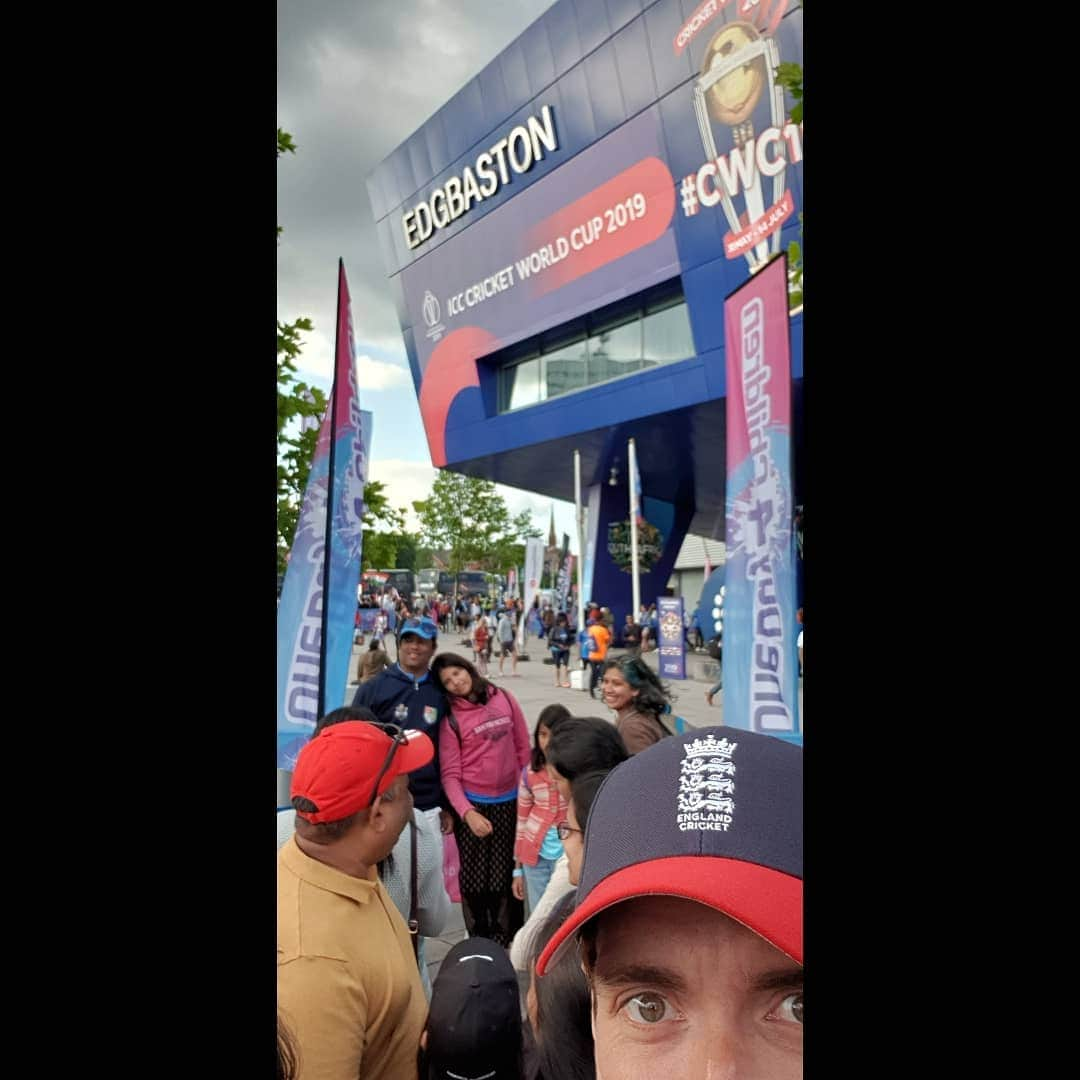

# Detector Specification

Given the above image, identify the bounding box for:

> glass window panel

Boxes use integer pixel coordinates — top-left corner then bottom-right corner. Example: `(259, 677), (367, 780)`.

(587, 317), (642, 383)
(541, 318), (587, 353)
(543, 338), (588, 399)
(506, 357), (541, 410)
(643, 302), (694, 367)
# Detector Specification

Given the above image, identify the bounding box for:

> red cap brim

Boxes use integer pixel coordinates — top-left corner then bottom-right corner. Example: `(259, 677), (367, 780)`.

(535, 856), (802, 976)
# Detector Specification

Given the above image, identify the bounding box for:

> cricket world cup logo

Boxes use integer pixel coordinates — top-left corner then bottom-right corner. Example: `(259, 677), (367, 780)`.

(678, 4), (803, 274)
(422, 290), (441, 329)
(422, 288), (446, 343)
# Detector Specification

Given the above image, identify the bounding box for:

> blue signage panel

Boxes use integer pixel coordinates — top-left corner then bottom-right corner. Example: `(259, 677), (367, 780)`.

(657, 595), (687, 680)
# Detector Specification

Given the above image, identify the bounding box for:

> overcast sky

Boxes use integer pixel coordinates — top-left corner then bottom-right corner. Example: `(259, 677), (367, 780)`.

(277, 0), (582, 543)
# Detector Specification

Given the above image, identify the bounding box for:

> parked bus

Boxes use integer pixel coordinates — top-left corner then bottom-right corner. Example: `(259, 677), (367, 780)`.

(417, 568), (456, 596)
(381, 569), (416, 599)
(456, 570), (498, 601)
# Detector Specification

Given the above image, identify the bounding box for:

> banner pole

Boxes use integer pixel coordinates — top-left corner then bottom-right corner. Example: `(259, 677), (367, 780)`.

(574, 450), (584, 622)
(628, 437), (641, 621)
(318, 259), (345, 719)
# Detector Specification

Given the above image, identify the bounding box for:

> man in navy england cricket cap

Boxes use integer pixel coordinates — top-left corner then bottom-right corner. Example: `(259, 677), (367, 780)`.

(536, 726), (802, 1079)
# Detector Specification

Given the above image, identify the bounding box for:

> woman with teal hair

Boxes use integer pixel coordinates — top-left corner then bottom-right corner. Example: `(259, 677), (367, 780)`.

(598, 655), (677, 754)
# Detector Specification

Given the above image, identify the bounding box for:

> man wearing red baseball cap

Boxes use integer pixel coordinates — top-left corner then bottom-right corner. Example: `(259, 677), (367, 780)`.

(536, 726), (802, 1079)
(278, 720), (435, 1079)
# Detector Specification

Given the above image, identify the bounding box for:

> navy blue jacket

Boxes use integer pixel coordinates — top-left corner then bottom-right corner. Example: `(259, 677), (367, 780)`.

(351, 663), (447, 811)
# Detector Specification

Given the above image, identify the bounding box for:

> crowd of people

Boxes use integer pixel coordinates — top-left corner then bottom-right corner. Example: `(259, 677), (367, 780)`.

(279, 600), (803, 1079)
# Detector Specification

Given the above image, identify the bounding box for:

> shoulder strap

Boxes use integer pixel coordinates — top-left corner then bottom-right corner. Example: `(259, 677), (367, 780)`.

(408, 816), (419, 959)
(655, 711), (676, 738)
(447, 711), (462, 745)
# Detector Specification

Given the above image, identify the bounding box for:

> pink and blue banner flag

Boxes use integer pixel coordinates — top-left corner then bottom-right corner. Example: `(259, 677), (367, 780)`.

(657, 596), (687, 680)
(277, 261), (367, 770)
(721, 256), (800, 745)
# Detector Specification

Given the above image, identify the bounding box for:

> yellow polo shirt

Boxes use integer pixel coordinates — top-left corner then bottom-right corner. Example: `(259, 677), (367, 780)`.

(277, 837), (426, 1079)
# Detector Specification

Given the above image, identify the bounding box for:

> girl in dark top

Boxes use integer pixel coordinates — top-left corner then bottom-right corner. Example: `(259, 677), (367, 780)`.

(548, 611), (574, 687)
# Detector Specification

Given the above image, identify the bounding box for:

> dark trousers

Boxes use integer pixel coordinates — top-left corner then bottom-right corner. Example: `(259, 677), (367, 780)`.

(454, 799), (523, 948)
(589, 660), (604, 695)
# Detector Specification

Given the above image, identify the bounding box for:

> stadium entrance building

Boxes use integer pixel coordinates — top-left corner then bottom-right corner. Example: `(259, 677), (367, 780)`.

(367, 0), (803, 628)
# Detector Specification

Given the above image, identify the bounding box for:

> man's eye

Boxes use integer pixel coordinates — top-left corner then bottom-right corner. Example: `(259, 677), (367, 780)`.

(770, 992), (803, 1025)
(623, 992), (677, 1024)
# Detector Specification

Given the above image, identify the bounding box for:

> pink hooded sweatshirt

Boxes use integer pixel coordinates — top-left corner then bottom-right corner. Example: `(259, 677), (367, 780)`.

(439, 686), (531, 819)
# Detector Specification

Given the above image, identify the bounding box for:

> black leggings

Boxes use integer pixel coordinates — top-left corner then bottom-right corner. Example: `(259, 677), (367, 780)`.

(589, 660), (604, 693)
(454, 799), (524, 948)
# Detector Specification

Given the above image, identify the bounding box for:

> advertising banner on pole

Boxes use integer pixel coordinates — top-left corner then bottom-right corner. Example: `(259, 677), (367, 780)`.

(518, 536), (545, 647)
(721, 255), (800, 744)
(277, 261), (367, 770)
(555, 534), (571, 612)
(657, 596), (687, 680)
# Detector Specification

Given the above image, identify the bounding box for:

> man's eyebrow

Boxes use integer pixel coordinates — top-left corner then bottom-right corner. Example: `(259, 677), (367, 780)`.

(751, 968), (804, 993)
(593, 962), (690, 996)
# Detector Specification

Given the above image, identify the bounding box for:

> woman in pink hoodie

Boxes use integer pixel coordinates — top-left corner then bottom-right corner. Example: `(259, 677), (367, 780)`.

(432, 652), (532, 947)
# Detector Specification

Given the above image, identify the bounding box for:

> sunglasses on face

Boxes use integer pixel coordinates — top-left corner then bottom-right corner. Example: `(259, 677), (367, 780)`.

(367, 722), (408, 807)
(557, 821), (583, 841)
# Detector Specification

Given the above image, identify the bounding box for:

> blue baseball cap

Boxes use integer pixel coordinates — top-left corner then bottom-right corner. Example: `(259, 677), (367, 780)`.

(536, 726), (802, 975)
(398, 615), (438, 641)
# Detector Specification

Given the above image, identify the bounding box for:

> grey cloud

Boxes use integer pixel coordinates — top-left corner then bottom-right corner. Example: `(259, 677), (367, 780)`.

(278, 0), (555, 356)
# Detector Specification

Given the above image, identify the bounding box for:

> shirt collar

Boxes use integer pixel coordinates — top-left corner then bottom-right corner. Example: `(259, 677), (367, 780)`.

(395, 663), (430, 686)
(279, 836), (378, 904)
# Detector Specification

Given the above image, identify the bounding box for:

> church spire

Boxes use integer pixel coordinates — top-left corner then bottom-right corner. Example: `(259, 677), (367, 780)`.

(548, 505), (557, 549)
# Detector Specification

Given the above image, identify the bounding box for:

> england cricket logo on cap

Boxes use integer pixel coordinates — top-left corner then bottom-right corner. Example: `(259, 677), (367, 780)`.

(678, 734), (738, 832)
(534, 727), (803, 977)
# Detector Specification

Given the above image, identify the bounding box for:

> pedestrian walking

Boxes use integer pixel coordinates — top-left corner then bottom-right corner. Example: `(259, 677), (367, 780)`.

(548, 612), (573, 687)
(497, 608), (519, 676)
(585, 609), (611, 699)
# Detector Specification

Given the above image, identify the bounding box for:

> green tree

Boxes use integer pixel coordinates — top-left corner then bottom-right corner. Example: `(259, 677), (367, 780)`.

(494, 509), (542, 579)
(414, 473), (540, 576)
(277, 129), (327, 571)
(363, 481), (406, 534)
(277, 128), (408, 572)
(775, 49), (804, 311)
(362, 531), (401, 571)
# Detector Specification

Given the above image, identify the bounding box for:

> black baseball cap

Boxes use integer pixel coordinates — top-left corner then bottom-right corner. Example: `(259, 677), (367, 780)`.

(425, 937), (522, 1079)
(536, 726), (802, 975)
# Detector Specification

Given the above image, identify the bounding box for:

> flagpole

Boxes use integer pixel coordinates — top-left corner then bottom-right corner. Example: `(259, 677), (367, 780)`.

(574, 450), (584, 622)
(318, 259), (345, 720)
(628, 437), (641, 621)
